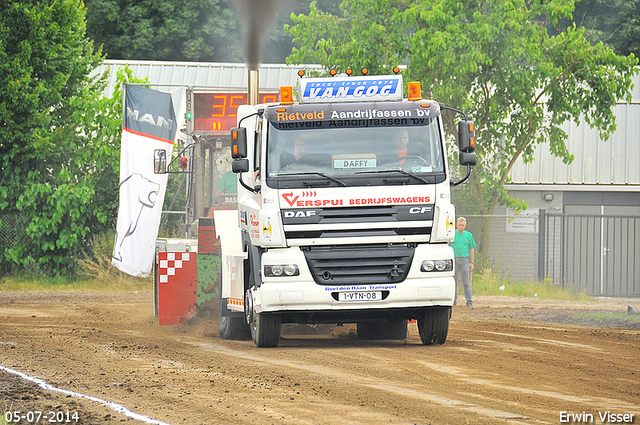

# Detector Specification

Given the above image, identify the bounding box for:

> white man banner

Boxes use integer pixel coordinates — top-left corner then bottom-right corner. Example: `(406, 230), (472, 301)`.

(112, 84), (177, 277)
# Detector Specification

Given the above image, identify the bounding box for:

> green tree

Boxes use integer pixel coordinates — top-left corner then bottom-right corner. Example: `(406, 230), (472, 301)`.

(84, 0), (344, 64)
(286, 0), (638, 215)
(85, 0), (243, 62)
(0, 0), (142, 274)
(562, 0), (640, 58)
(256, 0), (346, 64)
(286, 0), (406, 72)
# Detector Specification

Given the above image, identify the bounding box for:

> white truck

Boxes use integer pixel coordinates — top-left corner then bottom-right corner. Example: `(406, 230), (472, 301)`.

(216, 71), (476, 347)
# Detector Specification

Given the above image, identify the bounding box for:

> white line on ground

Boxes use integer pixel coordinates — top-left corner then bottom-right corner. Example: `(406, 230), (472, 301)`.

(0, 365), (172, 425)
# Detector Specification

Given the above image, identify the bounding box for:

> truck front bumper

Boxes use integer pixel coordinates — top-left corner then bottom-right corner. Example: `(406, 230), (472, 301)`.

(254, 244), (455, 315)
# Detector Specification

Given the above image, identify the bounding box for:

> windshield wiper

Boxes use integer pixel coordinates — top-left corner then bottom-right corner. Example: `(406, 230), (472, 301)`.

(291, 172), (347, 187)
(355, 169), (429, 184)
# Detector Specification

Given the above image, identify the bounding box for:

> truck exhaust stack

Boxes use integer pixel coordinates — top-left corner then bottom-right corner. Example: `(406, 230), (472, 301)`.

(248, 69), (259, 106)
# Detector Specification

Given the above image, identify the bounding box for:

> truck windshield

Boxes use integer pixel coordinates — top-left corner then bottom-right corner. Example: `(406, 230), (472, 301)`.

(265, 103), (444, 185)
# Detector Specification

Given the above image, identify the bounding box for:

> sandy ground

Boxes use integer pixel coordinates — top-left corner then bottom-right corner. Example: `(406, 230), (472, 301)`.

(1, 291), (639, 425)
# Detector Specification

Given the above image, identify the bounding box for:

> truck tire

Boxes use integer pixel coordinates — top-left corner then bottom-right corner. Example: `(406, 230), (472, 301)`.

(246, 272), (281, 347)
(218, 311), (251, 340)
(357, 320), (408, 340)
(217, 265), (250, 340)
(250, 312), (281, 347)
(417, 307), (450, 345)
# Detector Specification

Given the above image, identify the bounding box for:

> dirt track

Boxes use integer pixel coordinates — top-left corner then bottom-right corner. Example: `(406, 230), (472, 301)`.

(1, 291), (639, 425)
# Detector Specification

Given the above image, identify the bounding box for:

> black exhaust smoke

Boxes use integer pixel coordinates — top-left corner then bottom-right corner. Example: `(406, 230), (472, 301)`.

(231, 0), (291, 104)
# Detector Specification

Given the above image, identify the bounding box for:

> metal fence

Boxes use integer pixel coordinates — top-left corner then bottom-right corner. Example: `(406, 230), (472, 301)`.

(465, 210), (640, 297)
(464, 212), (540, 284)
(0, 212), (21, 251)
(542, 212), (640, 297)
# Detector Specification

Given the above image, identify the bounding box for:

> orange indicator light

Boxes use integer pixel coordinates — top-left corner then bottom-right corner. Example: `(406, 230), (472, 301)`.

(408, 82), (422, 101)
(280, 86), (293, 105)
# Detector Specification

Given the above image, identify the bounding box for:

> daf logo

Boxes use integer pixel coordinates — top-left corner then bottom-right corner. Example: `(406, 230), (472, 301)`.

(409, 207), (431, 214)
(284, 210), (317, 218)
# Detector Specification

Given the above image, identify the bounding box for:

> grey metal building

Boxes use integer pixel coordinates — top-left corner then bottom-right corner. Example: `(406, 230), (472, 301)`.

(493, 72), (640, 296)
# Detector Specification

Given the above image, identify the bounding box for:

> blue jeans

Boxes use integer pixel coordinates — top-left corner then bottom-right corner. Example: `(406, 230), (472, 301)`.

(454, 257), (472, 306)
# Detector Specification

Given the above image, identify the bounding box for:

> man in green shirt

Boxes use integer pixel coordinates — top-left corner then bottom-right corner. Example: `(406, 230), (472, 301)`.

(450, 217), (476, 307)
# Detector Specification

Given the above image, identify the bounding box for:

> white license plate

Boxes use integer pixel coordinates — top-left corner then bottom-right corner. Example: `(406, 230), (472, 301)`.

(338, 291), (382, 302)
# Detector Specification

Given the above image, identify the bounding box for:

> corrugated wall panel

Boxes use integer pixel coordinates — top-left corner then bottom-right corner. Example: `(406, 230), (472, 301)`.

(567, 121), (583, 184)
(509, 71), (640, 186)
(553, 123), (570, 183)
(628, 105), (640, 184)
(510, 153), (528, 182)
(95, 60), (322, 97)
(588, 121), (606, 184)
(611, 104), (629, 185)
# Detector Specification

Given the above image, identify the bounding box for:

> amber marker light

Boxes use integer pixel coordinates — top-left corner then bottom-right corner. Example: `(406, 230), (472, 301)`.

(330, 69), (337, 76)
(346, 68), (353, 76)
(298, 70), (305, 77)
(408, 82), (422, 101)
(361, 68), (369, 75)
(280, 86), (293, 105)
(393, 66), (400, 74)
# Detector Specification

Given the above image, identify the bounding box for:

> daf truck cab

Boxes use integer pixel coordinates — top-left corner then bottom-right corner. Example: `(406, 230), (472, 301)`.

(216, 72), (476, 347)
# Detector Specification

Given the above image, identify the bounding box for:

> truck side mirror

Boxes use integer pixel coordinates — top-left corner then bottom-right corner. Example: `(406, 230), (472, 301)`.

(232, 158), (249, 174)
(457, 121), (475, 153)
(457, 121), (476, 166)
(154, 149), (167, 174)
(451, 120), (477, 186)
(459, 151), (477, 166)
(231, 127), (247, 158)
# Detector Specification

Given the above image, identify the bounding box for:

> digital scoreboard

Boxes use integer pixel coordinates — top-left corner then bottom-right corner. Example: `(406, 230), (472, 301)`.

(194, 92), (279, 132)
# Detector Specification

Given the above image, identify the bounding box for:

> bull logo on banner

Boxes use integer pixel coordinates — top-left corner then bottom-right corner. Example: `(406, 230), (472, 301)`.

(112, 85), (177, 277)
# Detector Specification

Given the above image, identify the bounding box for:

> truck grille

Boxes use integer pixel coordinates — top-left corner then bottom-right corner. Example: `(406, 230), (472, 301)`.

(282, 205), (432, 240)
(303, 244), (415, 285)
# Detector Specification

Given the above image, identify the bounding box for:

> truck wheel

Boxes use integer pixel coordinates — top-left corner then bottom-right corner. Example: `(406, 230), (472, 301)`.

(218, 310), (250, 340)
(250, 312), (281, 347)
(246, 276), (281, 347)
(417, 307), (450, 345)
(217, 270), (250, 340)
(357, 320), (408, 340)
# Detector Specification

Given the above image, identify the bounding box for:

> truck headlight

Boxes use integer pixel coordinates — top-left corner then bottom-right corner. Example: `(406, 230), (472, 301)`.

(264, 264), (300, 277)
(420, 259), (452, 272)
(422, 260), (435, 272)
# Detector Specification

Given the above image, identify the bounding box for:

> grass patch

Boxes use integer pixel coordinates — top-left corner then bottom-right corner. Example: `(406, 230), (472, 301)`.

(470, 266), (593, 301)
(0, 274), (151, 292)
(1, 232), (151, 292)
(573, 312), (640, 324)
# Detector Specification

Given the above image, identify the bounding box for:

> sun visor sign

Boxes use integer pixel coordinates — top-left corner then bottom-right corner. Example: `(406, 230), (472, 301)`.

(299, 75), (403, 103)
(266, 101), (440, 130)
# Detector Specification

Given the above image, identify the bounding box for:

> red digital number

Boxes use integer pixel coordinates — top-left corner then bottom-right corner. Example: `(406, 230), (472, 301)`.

(194, 92), (279, 132)
(210, 95), (228, 118)
(229, 95), (245, 117)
